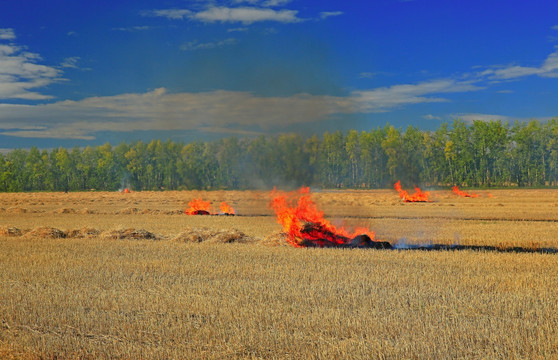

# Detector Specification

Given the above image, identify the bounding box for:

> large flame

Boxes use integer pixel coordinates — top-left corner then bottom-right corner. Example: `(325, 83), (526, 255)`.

(269, 187), (377, 247)
(452, 186), (479, 198)
(394, 180), (431, 202)
(185, 198), (212, 215)
(219, 201), (235, 215)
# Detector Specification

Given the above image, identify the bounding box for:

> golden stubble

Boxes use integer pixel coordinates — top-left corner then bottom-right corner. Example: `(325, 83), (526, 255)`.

(1, 189), (558, 359)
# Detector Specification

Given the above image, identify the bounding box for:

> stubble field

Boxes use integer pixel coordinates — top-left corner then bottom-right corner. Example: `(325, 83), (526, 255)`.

(1, 189), (558, 359)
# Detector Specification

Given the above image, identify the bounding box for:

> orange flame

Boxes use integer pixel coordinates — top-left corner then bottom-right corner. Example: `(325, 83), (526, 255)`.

(269, 187), (376, 247)
(123, 188), (131, 193)
(394, 180), (431, 202)
(452, 186), (480, 198)
(185, 198), (212, 215)
(219, 201), (235, 215)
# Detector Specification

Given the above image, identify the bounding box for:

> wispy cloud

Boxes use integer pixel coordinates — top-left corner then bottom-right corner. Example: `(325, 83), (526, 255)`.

(192, 7), (301, 24)
(319, 11), (343, 19)
(60, 56), (80, 69)
(145, 2), (346, 25)
(359, 72), (375, 79)
(145, 2), (303, 24)
(477, 48), (558, 80)
(0, 28), (15, 40)
(0, 77), (486, 139)
(227, 27), (249, 32)
(0, 35), (62, 100)
(113, 25), (154, 32)
(180, 38), (238, 51)
(148, 9), (192, 20)
(233, 0), (292, 7)
(351, 79), (483, 112)
(422, 114), (442, 120)
(261, 0), (292, 7)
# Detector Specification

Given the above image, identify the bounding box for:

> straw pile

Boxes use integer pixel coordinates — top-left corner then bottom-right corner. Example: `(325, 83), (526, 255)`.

(0, 226), (22, 237)
(101, 228), (159, 240)
(23, 226), (66, 239)
(173, 227), (255, 244)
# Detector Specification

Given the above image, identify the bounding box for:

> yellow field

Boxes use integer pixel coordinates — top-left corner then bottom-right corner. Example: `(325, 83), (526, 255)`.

(1, 189), (558, 358)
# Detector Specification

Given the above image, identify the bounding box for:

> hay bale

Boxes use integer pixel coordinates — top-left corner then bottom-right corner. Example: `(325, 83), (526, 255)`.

(206, 229), (254, 244)
(77, 208), (97, 214)
(24, 226), (66, 239)
(0, 226), (22, 237)
(173, 227), (218, 243)
(56, 208), (76, 214)
(6, 207), (27, 214)
(118, 207), (141, 214)
(101, 228), (158, 240)
(173, 227), (255, 243)
(66, 227), (101, 238)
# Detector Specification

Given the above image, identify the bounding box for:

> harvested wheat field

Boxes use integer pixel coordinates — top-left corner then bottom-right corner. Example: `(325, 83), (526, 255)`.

(1, 189), (558, 359)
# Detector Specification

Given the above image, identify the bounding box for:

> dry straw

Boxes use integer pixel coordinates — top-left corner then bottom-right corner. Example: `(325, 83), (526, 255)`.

(173, 227), (256, 244)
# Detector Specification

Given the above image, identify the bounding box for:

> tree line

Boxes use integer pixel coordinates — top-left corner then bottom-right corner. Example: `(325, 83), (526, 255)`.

(1, 118), (557, 192)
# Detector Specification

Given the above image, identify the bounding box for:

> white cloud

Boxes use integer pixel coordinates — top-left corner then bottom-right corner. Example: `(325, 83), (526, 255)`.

(180, 38), (237, 51)
(359, 72), (375, 79)
(193, 7), (301, 24)
(351, 79), (483, 112)
(232, 0), (292, 7)
(113, 25), (154, 32)
(552, 25), (558, 30)
(60, 56), (80, 69)
(478, 48), (558, 80)
(319, 11), (343, 19)
(0, 78), (485, 139)
(227, 27), (249, 32)
(0, 28), (15, 40)
(422, 114), (442, 120)
(148, 9), (192, 20)
(0, 42), (62, 100)
(146, 4), (303, 24)
(261, 0), (292, 7)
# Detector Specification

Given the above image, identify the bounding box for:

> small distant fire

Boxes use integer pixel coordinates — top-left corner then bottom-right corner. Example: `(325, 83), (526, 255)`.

(270, 187), (391, 248)
(185, 198), (212, 215)
(452, 186), (479, 198)
(122, 188), (131, 193)
(185, 199), (236, 215)
(394, 180), (431, 202)
(219, 202), (235, 215)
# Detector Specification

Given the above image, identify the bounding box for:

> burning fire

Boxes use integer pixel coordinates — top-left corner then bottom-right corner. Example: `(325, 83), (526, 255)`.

(452, 186), (480, 198)
(394, 180), (431, 202)
(219, 201), (235, 215)
(122, 188), (131, 193)
(270, 187), (390, 248)
(185, 198), (212, 215)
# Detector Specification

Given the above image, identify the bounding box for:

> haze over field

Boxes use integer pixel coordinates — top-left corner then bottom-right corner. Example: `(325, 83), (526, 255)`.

(1, 1), (558, 148)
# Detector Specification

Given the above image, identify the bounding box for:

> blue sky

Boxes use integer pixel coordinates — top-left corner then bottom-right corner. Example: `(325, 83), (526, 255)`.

(1, 0), (558, 148)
